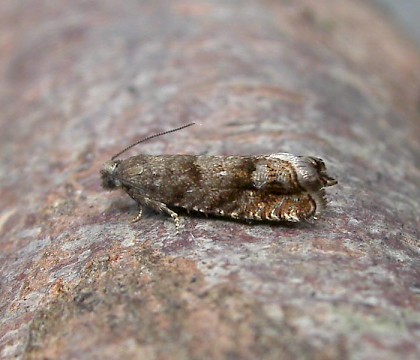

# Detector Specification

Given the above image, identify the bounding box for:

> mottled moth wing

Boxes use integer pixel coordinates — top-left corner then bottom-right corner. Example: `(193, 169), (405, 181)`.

(112, 153), (335, 222)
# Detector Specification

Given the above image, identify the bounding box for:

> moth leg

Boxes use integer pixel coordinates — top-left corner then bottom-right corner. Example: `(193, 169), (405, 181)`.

(143, 197), (180, 231)
(127, 189), (180, 231)
(131, 206), (143, 223)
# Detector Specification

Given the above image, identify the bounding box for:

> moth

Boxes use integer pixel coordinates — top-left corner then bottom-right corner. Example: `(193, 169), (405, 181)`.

(100, 123), (337, 229)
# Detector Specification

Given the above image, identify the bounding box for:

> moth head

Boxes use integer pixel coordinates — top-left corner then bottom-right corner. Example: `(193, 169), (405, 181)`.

(307, 157), (337, 188)
(100, 160), (122, 190)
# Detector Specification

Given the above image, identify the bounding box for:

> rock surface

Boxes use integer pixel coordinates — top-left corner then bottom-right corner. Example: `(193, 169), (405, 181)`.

(0, 0), (419, 359)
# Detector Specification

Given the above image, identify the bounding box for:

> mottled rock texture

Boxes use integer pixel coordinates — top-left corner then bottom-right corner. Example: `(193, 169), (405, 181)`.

(0, 0), (419, 359)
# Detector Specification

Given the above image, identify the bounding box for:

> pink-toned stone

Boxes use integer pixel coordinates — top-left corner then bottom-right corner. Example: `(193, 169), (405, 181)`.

(0, 0), (419, 359)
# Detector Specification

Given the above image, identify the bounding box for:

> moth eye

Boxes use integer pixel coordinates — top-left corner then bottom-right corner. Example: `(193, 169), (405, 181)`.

(100, 169), (116, 189)
(102, 178), (115, 189)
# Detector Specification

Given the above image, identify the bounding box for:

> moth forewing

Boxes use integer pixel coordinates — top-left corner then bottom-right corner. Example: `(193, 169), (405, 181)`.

(100, 125), (337, 229)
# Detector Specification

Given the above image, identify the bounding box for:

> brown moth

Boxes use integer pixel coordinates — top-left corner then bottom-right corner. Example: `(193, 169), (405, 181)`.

(100, 123), (337, 229)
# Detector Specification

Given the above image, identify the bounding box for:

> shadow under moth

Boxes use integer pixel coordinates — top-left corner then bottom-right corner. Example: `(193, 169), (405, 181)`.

(101, 123), (337, 230)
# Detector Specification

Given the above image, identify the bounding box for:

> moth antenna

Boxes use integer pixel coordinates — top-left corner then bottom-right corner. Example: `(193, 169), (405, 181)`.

(111, 122), (195, 160)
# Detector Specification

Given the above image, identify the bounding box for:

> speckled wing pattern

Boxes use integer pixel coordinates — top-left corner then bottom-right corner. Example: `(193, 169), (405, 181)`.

(105, 153), (337, 224)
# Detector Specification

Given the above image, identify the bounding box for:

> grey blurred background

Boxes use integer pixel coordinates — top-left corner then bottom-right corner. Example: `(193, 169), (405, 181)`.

(374, 0), (420, 47)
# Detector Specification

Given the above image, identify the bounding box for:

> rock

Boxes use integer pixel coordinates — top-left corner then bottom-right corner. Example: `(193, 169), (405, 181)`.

(0, 0), (419, 359)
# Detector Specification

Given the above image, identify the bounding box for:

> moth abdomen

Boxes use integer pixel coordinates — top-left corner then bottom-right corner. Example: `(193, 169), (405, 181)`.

(185, 189), (321, 223)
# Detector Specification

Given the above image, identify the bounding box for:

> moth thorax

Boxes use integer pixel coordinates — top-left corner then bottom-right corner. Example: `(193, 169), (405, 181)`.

(100, 160), (121, 190)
